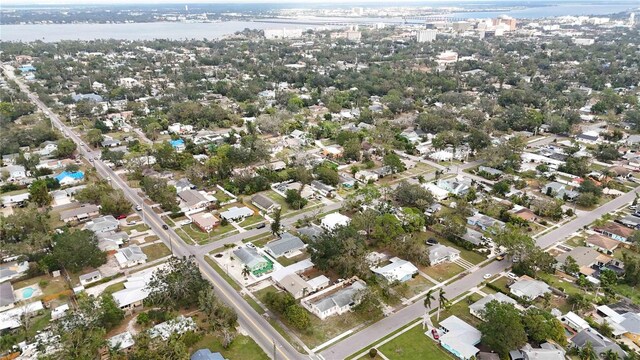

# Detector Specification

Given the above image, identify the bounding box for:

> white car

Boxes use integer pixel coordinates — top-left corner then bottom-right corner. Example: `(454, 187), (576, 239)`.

(182, 220), (192, 226)
(507, 272), (519, 280)
(483, 273), (492, 279)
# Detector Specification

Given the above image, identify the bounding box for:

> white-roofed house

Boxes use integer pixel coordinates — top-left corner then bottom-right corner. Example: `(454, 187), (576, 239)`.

(560, 311), (591, 332)
(115, 246), (148, 268)
(79, 270), (102, 286)
(438, 315), (481, 360)
(320, 212), (351, 231)
(108, 331), (135, 351)
(148, 315), (196, 340)
(428, 244), (460, 265)
(509, 275), (551, 300)
(83, 215), (119, 234)
(371, 257), (418, 283)
(302, 278), (367, 320)
(233, 246), (273, 276)
(219, 206), (254, 222)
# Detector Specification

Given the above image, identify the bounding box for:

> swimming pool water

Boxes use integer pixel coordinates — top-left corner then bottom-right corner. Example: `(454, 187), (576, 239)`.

(22, 287), (35, 299)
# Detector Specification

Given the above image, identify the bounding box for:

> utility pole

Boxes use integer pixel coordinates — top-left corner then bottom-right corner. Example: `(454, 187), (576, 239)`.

(272, 339), (276, 360)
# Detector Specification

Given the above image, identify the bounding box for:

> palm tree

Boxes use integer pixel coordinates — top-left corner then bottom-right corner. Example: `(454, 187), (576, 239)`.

(437, 288), (449, 321)
(602, 349), (620, 360)
(241, 266), (250, 278)
(579, 342), (598, 360)
(423, 289), (436, 313)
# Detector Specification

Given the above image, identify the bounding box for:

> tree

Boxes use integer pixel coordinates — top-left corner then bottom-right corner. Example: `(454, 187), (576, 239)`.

(522, 308), (566, 346)
(563, 256), (580, 275)
(478, 301), (527, 357)
(578, 341), (598, 360)
(29, 179), (52, 207)
(351, 209), (379, 240)
(601, 349), (620, 360)
(315, 165), (340, 186)
(567, 293), (591, 312)
(622, 252), (640, 286)
(383, 153), (405, 174)
(271, 208), (282, 236)
(98, 293), (125, 330)
(343, 138), (362, 162)
(146, 256), (210, 310)
(285, 188), (307, 210)
(437, 288), (449, 321)
(492, 180), (510, 196)
(308, 225), (368, 278)
(493, 225), (536, 261)
(52, 230), (107, 273)
(86, 129), (104, 147)
(394, 181), (434, 210)
(56, 138), (77, 158)
(423, 289), (435, 313)
(371, 213), (405, 246)
(284, 304), (311, 330)
(99, 191), (132, 216)
(198, 287), (237, 332)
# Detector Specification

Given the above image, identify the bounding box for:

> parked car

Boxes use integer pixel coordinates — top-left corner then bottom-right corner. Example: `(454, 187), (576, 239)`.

(116, 214), (127, 220)
(507, 272), (519, 280)
(256, 223), (266, 229)
(162, 224), (169, 230)
(135, 205), (142, 211)
(426, 238), (439, 246)
(127, 221), (137, 225)
(496, 253), (505, 261)
(431, 328), (440, 340)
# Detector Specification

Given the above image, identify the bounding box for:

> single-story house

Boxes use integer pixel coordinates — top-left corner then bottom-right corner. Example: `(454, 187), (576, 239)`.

(555, 246), (615, 277)
(0, 301), (44, 332)
(233, 247), (273, 276)
(509, 275), (551, 300)
(0, 261), (29, 283)
(191, 349), (226, 360)
(355, 169), (380, 183)
(437, 177), (471, 196)
(594, 222), (634, 243)
(1, 192), (30, 208)
(220, 206), (254, 222)
(429, 244), (460, 265)
(59, 204), (100, 223)
(277, 273), (310, 299)
(320, 212), (351, 231)
(54, 171), (85, 186)
(84, 215), (119, 234)
(97, 231), (129, 251)
(467, 213), (505, 231)
(510, 207), (537, 222)
(543, 182), (579, 201)
(478, 166), (503, 178)
(310, 180), (336, 197)
(560, 311), (590, 332)
(371, 257), (418, 283)
(178, 189), (213, 212)
(469, 293), (518, 320)
(174, 178), (196, 193)
(112, 271), (152, 311)
(190, 212), (220, 233)
(571, 328), (626, 359)
(79, 270), (102, 286)
(461, 228), (484, 246)
(302, 278), (366, 320)
(618, 214), (640, 229)
(101, 137), (121, 148)
(149, 316), (196, 340)
(510, 343), (565, 360)
(423, 182), (449, 201)
(251, 194), (280, 213)
(265, 233), (306, 258)
(115, 246), (148, 268)
(439, 315), (481, 360)
(108, 331), (136, 352)
(0, 282), (16, 312)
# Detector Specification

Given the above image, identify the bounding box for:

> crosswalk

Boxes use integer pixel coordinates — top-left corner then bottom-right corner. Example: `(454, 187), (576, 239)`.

(455, 258), (475, 270)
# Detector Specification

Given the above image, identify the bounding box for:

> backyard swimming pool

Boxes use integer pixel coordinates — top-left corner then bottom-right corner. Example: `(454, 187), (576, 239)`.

(22, 287), (35, 299)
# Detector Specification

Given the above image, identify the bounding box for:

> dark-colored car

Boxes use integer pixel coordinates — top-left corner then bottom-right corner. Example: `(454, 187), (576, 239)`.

(426, 238), (439, 246)
(256, 223), (266, 229)
(162, 224), (169, 230)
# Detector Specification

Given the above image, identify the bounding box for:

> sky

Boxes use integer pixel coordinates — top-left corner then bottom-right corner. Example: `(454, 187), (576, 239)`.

(0, 0), (562, 5)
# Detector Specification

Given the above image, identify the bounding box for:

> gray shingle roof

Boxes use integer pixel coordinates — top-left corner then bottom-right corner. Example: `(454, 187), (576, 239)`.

(0, 282), (15, 307)
(265, 233), (305, 258)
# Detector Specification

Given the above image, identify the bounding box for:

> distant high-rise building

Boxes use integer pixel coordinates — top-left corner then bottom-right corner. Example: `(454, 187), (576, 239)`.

(352, 7), (364, 16)
(263, 28), (303, 40)
(631, 13), (635, 26)
(416, 29), (437, 43)
(493, 15), (517, 31)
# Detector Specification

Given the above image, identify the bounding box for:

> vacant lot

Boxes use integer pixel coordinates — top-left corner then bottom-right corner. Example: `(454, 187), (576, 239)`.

(378, 325), (455, 360)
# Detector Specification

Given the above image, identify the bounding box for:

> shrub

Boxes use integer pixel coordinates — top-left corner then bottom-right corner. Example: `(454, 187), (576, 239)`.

(369, 348), (378, 358)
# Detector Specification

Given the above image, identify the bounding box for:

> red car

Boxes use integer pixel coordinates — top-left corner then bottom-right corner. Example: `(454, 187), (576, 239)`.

(431, 328), (440, 340)
(116, 214), (127, 220)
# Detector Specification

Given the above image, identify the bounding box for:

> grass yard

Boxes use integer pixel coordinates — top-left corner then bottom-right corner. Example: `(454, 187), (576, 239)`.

(612, 283), (640, 305)
(238, 214), (265, 228)
(537, 273), (582, 295)
(103, 282), (126, 294)
(423, 262), (465, 283)
(430, 293), (482, 328)
(204, 256), (241, 291)
(181, 223), (236, 244)
(255, 286), (380, 349)
(13, 274), (69, 301)
(191, 334), (269, 360)
(141, 243), (171, 261)
(490, 276), (511, 293)
(213, 191), (235, 204)
(393, 276), (435, 299)
(276, 251), (309, 267)
(378, 325), (455, 360)
(243, 295), (265, 314)
(565, 236), (586, 247)
(124, 223), (149, 234)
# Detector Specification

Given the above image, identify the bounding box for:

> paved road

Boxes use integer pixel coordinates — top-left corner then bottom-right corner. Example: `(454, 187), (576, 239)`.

(320, 186), (640, 359)
(3, 66), (308, 360)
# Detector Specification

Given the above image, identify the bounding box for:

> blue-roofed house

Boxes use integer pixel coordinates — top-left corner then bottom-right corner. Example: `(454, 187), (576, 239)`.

(170, 139), (186, 152)
(18, 65), (36, 73)
(54, 171), (84, 186)
(191, 349), (226, 360)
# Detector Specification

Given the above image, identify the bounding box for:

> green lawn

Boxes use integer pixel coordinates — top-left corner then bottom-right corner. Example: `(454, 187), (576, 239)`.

(378, 325), (455, 360)
(430, 293), (482, 328)
(243, 295), (265, 314)
(238, 214), (265, 228)
(181, 223), (236, 244)
(103, 282), (126, 294)
(423, 262), (465, 283)
(213, 191), (235, 204)
(612, 283), (640, 305)
(141, 243), (171, 261)
(124, 223), (149, 234)
(276, 251), (309, 267)
(490, 276), (511, 293)
(393, 276), (435, 299)
(191, 334), (269, 360)
(13, 274), (68, 300)
(537, 273), (582, 295)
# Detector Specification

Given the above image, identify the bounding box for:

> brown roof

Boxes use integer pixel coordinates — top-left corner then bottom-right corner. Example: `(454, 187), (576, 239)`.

(586, 234), (620, 251)
(513, 208), (536, 221)
(595, 222), (634, 238)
